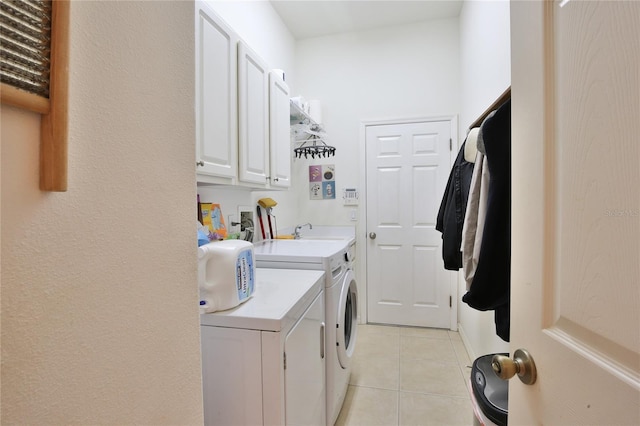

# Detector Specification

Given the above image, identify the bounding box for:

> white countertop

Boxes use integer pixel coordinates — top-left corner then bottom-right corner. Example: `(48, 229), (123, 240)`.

(199, 268), (325, 332)
(253, 239), (350, 264)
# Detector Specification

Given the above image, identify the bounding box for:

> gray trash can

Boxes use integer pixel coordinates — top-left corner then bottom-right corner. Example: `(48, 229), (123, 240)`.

(470, 353), (508, 426)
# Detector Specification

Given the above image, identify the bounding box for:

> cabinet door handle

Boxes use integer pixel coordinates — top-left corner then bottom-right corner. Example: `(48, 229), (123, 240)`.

(196, 160), (204, 167)
(320, 322), (325, 359)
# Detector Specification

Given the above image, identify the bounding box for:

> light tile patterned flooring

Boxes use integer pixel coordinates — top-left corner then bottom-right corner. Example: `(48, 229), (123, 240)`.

(335, 324), (475, 426)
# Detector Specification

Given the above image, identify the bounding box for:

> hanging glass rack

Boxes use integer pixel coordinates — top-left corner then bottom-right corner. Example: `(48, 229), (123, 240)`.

(290, 100), (336, 159)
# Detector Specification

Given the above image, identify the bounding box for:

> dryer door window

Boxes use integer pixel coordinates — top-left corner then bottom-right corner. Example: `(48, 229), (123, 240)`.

(336, 269), (358, 369)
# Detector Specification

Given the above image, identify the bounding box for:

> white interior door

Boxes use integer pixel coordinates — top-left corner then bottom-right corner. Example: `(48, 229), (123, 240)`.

(365, 120), (454, 328)
(510, 1), (639, 424)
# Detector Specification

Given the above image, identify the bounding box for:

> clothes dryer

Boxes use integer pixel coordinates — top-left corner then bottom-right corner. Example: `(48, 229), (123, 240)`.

(253, 239), (358, 426)
(200, 268), (326, 425)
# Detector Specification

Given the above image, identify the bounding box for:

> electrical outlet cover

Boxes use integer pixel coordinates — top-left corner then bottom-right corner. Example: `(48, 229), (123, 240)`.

(238, 206), (255, 242)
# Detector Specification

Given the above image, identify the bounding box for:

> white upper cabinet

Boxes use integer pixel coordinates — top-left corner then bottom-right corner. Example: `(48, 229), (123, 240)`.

(195, 1), (238, 183)
(194, 4), (291, 190)
(269, 72), (291, 189)
(237, 41), (270, 186)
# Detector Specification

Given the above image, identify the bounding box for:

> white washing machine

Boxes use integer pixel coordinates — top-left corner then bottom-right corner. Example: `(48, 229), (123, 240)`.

(253, 239), (358, 426)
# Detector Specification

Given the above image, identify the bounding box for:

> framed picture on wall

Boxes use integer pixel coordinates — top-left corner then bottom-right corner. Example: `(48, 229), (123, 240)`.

(309, 165), (336, 200)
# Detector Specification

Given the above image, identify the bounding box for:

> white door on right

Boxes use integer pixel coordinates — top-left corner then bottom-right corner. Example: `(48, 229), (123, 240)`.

(510, 1), (639, 424)
(365, 120), (454, 328)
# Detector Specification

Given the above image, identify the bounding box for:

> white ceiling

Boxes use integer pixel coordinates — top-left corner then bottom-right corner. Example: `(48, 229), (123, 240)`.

(270, 0), (464, 40)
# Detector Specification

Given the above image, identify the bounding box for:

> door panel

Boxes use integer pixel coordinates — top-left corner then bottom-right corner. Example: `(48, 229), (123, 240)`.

(201, 327), (263, 425)
(284, 291), (325, 426)
(195, 2), (237, 178)
(366, 120), (454, 328)
(510, 1), (639, 423)
(238, 41), (269, 185)
(269, 72), (291, 188)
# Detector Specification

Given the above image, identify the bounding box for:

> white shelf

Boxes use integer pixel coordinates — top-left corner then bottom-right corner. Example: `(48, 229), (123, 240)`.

(290, 100), (320, 127)
(290, 100), (326, 142)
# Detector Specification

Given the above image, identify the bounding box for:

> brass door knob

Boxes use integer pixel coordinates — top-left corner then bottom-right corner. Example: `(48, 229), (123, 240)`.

(491, 348), (537, 385)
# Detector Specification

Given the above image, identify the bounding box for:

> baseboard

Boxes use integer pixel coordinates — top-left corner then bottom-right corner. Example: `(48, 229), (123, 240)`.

(457, 322), (477, 363)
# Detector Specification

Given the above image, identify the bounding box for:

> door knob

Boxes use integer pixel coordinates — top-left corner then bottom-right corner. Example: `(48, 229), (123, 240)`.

(491, 349), (537, 385)
(369, 232), (376, 239)
(196, 160), (204, 167)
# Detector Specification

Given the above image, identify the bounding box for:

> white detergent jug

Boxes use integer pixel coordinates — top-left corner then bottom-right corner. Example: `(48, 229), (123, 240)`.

(198, 240), (255, 314)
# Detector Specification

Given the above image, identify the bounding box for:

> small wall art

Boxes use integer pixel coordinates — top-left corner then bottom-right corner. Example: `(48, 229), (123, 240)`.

(309, 164), (336, 200)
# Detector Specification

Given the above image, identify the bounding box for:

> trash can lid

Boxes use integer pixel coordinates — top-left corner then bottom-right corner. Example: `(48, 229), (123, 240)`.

(471, 353), (508, 426)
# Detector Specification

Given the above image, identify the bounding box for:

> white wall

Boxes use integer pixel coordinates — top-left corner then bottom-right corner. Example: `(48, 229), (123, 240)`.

(459, 0), (511, 134)
(294, 18), (461, 227)
(199, 1), (299, 235)
(207, 0), (296, 91)
(457, 0), (511, 359)
(1, 2), (203, 423)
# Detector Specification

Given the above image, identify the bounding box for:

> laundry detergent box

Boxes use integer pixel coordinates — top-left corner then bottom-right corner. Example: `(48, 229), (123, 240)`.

(198, 240), (255, 313)
(200, 203), (227, 240)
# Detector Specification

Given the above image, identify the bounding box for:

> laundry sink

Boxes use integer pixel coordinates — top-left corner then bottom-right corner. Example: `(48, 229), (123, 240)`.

(279, 226), (356, 243)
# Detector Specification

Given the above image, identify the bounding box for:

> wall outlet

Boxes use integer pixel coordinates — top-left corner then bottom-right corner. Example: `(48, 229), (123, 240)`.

(238, 206), (255, 242)
(227, 214), (239, 233)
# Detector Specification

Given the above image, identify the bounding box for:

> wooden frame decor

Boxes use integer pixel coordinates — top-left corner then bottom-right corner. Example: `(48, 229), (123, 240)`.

(1, 0), (70, 192)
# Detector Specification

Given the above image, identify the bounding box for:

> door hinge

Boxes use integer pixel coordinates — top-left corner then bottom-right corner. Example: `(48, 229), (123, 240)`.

(449, 138), (452, 151)
(449, 296), (452, 308)
(283, 352), (286, 370)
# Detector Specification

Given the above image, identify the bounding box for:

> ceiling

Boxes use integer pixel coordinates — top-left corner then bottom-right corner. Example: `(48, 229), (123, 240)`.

(269, 1), (464, 40)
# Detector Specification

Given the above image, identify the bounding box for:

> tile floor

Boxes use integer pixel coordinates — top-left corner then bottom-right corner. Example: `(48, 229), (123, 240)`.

(335, 324), (475, 426)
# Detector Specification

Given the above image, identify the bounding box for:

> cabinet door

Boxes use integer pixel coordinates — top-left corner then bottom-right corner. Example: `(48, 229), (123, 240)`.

(284, 291), (326, 426)
(238, 41), (269, 185)
(201, 326), (263, 426)
(195, 2), (238, 181)
(269, 72), (292, 188)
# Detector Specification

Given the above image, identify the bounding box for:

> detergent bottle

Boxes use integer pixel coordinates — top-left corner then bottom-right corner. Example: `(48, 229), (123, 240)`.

(198, 240), (255, 313)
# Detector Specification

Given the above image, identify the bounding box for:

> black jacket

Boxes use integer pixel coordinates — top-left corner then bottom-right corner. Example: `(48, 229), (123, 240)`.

(436, 142), (474, 270)
(462, 99), (511, 341)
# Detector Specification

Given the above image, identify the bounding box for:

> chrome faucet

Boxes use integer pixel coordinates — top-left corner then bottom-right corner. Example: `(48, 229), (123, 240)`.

(293, 223), (312, 239)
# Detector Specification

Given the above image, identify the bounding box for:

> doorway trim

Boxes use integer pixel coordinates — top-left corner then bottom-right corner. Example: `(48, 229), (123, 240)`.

(358, 114), (459, 330)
